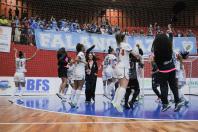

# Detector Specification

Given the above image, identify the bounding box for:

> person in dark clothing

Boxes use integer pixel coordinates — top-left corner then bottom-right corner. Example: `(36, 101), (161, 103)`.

(150, 46), (161, 102)
(15, 7), (19, 17)
(124, 52), (141, 109)
(56, 47), (69, 101)
(152, 34), (184, 112)
(85, 53), (98, 102)
(151, 62), (161, 101)
(8, 8), (12, 20)
(85, 45), (95, 61)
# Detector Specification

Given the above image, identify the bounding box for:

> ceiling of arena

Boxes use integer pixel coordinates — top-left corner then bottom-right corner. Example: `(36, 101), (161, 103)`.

(28, 0), (198, 26)
(29, 0), (198, 10)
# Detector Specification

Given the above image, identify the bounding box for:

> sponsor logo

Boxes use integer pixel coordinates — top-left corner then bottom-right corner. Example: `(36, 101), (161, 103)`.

(26, 79), (50, 93)
(0, 80), (10, 89)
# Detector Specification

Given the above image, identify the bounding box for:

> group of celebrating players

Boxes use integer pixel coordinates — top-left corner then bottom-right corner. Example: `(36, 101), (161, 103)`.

(9, 33), (189, 113)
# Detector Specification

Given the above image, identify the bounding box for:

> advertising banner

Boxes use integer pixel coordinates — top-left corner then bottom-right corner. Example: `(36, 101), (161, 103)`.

(35, 30), (197, 55)
(0, 26), (12, 52)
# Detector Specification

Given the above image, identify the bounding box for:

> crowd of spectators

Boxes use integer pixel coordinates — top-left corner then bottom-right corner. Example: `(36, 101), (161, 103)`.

(0, 15), (196, 46)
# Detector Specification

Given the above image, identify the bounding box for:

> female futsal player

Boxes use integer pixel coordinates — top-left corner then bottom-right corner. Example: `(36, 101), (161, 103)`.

(112, 33), (140, 112)
(69, 43), (87, 108)
(124, 51), (142, 109)
(175, 51), (189, 105)
(56, 47), (70, 101)
(8, 48), (38, 104)
(152, 34), (184, 112)
(102, 46), (117, 100)
(149, 53), (161, 102)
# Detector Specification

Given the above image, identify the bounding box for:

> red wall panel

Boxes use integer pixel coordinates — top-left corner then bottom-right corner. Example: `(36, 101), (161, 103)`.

(0, 44), (197, 78)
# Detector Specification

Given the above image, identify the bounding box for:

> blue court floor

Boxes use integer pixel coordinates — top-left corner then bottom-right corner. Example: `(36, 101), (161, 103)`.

(16, 95), (198, 120)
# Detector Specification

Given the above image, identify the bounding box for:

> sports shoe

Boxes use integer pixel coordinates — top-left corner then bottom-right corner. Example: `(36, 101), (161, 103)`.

(174, 100), (185, 112)
(69, 102), (78, 109)
(155, 98), (162, 103)
(56, 93), (63, 100)
(161, 103), (171, 112)
(169, 99), (175, 103)
(115, 104), (123, 112)
(185, 100), (189, 105)
(104, 94), (112, 100)
(124, 103), (130, 109)
(8, 99), (14, 104)
(61, 98), (67, 102)
(111, 101), (123, 112)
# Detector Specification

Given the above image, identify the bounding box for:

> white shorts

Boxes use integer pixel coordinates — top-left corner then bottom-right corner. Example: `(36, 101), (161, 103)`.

(14, 72), (25, 82)
(74, 69), (85, 80)
(113, 66), (130, 80)
(68, 75), (75, 84)
(102, 68), (114, 81)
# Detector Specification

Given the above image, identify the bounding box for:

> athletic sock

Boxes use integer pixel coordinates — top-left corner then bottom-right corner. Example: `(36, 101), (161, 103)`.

(19, 86), (25, 99)
(103, 83), (107, 95)
(112, 87), (120, 104)
(109, 82), (115, 95)
(73, 90), (81, 105)
(10, 87), (18, 101)
(70, 89), (76, 102)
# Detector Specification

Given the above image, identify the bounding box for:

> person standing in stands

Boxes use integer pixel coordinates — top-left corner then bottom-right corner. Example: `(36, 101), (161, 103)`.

(152, 34), (184, 112)
(85, 53), (98, 102)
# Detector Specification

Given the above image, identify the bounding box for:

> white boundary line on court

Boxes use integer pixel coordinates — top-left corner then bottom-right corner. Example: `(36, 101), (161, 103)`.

(9, 103), (198, 123)
(0, 120), (197, 125)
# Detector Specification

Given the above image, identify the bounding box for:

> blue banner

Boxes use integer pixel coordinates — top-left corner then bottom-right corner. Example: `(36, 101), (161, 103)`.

(35, 30), (197, 55)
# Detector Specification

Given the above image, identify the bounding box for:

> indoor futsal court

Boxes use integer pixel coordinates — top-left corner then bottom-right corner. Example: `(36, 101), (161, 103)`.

(0, 0), (198, 132)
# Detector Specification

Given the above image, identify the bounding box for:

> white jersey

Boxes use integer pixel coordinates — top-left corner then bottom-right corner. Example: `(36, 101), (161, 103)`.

(67, 64), (75, 78)
(75, 52), (86, 71)
(103, 54), (117, 69)
(116, 42), (132, 68)
(15, 58), (27, 73)
(74, 51), (86, 80)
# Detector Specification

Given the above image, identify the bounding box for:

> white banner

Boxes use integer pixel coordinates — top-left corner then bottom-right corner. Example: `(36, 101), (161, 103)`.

(0, 77), (103, 95)
(0, 77), (198, 95)
(0, 26), (12, 52)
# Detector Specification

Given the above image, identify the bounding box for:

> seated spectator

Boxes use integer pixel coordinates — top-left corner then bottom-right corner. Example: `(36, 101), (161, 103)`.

(0, 15), (10, 26)
(100, 25), (106, 34)
(187, 29), (195, 37)
(175, 30), (184, 37)
(140, 29), (145, 36)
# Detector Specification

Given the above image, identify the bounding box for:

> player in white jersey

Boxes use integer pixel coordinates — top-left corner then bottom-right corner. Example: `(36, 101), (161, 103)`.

(112, 33), (140, 112)
(69, 43), (87, 108)
(175, 51), (189, 105)
(103, 46), (117, 100)
(9, 48), (38, 104)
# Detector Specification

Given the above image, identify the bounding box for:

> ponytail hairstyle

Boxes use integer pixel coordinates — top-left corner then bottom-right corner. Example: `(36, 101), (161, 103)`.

(115, 33), (125, 46)
(19, 51), (24, 58)
(179, 51), (189, 60)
